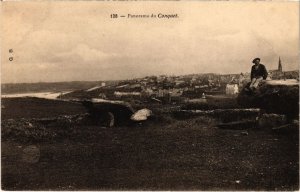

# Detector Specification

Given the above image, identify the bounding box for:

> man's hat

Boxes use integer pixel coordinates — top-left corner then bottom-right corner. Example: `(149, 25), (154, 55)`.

(252, 58), (260, 63)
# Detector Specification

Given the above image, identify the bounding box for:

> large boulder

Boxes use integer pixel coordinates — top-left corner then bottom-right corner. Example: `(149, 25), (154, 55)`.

(81, 99), (134, 126)
(237, 79), (299, 120)
(130, 108), (152, 121)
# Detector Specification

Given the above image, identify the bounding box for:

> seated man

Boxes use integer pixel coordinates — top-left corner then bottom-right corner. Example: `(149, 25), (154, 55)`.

(249, 57), (268, 91)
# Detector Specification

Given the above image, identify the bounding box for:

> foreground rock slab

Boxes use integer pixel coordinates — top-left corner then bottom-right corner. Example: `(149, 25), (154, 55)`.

(237, 79), (299, 119)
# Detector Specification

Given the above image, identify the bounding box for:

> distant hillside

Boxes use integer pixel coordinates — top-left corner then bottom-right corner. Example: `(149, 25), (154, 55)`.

(1, 81), (117, 94)
(3, 71), (297, 95)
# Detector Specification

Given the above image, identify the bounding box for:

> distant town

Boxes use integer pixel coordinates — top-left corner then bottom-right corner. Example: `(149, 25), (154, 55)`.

(2, 58), (299, 104)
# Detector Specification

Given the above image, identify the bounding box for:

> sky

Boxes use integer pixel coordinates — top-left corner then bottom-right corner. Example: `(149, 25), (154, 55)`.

(1, 1), (299, 83)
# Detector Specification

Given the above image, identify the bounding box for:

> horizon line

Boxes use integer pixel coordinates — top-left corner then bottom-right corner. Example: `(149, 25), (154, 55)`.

(2, 69), (299, 85)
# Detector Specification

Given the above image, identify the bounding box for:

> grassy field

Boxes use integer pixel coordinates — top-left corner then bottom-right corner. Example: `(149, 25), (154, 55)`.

(1, 97), (299, 190)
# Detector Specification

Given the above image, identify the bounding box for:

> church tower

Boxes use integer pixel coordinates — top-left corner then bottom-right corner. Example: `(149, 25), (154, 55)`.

(278, 57), (282, 72)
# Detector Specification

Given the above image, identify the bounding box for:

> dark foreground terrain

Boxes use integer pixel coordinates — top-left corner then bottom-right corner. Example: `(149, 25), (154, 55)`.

(1, 97), (299, 190)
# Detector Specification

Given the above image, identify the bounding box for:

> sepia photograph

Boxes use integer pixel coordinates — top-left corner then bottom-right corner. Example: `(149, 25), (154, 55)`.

(1, 1), (299, 190)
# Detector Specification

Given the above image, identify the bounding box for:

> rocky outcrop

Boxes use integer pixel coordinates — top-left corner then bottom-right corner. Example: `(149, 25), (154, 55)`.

(81, 99), (135, 126)
(237, 80), (299, 120)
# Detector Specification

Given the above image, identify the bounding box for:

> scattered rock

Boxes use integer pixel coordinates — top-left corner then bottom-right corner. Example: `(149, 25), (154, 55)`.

(272, 123), (298, 133)
(173, 108), (260, 122)
(28, 123), (33, 128)
(151, 98), (162, 103)
(131, 108), (152, 121)
(258, 113), (287, 129)
(107, 112), (115, 127)
(22, 145), (40, 163)
(241, 131), (249, 136)
(217, 120), (257, 130)
(1, 114), (90, 142)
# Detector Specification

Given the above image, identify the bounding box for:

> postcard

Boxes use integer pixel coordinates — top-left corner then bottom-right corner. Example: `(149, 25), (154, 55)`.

(1, 1), (299, 190)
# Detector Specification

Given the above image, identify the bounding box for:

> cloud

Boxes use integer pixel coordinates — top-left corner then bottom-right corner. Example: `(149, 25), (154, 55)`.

(1, 1), (299, 83)
(52, 44), (116, 64)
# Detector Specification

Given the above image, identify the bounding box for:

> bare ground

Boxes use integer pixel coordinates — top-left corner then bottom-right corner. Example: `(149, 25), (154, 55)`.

(1, 97), (299, 190)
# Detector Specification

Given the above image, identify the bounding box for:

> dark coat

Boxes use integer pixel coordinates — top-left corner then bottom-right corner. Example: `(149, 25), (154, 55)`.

(251, 64), (268, 80)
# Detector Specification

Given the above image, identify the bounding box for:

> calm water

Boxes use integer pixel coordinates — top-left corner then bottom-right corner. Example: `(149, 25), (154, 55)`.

(1, 91), (71, 100)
